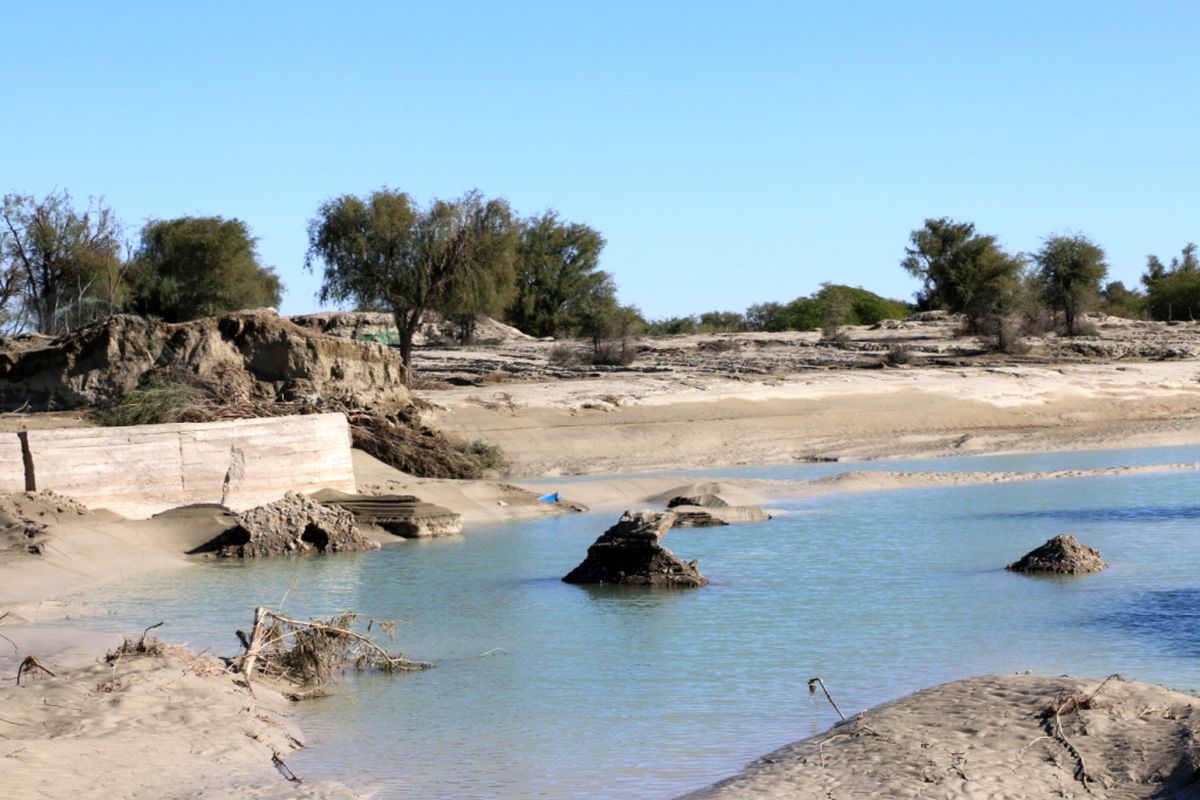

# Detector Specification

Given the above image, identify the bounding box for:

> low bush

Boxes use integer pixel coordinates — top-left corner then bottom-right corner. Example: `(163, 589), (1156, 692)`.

(96, 372), (200, 427)
(452, 438), (508, 474)
(884, 344), (914, 365)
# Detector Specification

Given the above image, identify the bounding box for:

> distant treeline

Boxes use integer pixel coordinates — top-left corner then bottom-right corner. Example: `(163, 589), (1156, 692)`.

(644, 284), (911, 336)
(2, 190), (1196, 378)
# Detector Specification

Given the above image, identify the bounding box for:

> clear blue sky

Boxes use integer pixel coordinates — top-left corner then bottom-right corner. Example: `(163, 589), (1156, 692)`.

(5, 1), (1198, 318)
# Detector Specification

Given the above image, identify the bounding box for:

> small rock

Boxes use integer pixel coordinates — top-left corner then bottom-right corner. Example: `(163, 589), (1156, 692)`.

(1006, 534), (1106, 575)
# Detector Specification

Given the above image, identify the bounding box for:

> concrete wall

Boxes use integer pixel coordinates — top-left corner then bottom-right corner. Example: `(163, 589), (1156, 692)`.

(3, 414), (356, 519)
(0, 433), (25, 494)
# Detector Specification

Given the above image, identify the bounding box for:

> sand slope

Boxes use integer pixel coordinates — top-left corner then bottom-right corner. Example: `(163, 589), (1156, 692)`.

(0, 649), (360, 800)
(423, 363), (1200, 475)
(681, 674), (1200, 800)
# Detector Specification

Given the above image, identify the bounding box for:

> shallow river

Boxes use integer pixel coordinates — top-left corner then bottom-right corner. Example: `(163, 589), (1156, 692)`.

(69, 446), (1200, 798)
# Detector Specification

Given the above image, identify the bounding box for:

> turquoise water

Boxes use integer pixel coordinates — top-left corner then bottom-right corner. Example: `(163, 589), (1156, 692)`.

(68, 450), (1200, 799)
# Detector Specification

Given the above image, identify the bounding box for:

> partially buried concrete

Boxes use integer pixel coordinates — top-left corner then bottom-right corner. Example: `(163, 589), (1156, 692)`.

(189, 492), (379, 558)
(562, 510), (707, 587)
(664, 493), (771, 527)
(1006, 534), (1107, 575)
(314, 489), (463, 538)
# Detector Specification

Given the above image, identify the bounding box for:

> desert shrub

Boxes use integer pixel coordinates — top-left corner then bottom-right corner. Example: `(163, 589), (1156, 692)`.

(884, 344), (914, 365)
(820, 322), (851, 345)
(1071, 319), (1099, 337)
(697, 310), (745, 332)
(452, 438), (508, 473)
(697, 338), (738, 353)
(589, 340), (637, 366)
(96, 372), (200, 426)
(643, 315), (697, 336)
(745, 302), (788, 331)
(547, 343), (581, 366)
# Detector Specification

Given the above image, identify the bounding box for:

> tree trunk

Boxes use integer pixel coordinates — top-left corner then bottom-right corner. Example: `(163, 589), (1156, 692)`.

(393, 308), (422, 385)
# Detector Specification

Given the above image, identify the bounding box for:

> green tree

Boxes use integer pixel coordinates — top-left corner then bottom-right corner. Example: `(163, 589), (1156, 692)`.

(1099, 280), (1142, 319)
(967, 250), (1028, 351)
(575, 291), (643, 365)
(778, 296), (824, 331)
(697, 310), (745, 332)
(507, 211), (611, 337)
(1034, 233), (1108, 335)
(901, 217), (1024, 339)
(770, 285), (909, 333)
(1142, 243), (1200, 321)
(129, 217), (282, 322)
(306, 188), (517, 377)
(815, 284), (910, 326)
(643, 315), (696, 335)
(0, 190), (123, 334)
(744, 302), (786, 332)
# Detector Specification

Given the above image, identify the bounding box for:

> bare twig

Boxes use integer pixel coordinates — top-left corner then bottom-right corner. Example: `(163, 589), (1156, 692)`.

(1037, 676), (1123, 793)
(808, 677), (847, 721)
(16, 656), (55, 686)
(272, 752), (301, 783)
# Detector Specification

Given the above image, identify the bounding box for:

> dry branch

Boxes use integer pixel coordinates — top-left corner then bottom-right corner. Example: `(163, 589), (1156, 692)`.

(808, 677), (847, 721)
(234, 607), (431, 696)
(15, 656), (54, 686)
(1038, 675), (1124, 791)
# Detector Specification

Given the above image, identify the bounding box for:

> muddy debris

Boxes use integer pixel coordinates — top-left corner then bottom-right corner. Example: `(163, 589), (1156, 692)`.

(190, 492), (380, 558)
(1006, 534), (1107, 575)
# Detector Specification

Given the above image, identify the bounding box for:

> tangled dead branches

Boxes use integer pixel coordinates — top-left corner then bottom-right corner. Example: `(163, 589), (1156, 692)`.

(1037, 674), (1125, 791)
(234, 607), (431, 695)
(105, 621), (168, 662)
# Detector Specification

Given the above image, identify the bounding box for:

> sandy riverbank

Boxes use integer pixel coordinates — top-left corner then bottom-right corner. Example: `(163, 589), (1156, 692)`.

(421, 361), (1200, 474)
(679, 673), (1200, 799)
(5, 358), (1200, 799)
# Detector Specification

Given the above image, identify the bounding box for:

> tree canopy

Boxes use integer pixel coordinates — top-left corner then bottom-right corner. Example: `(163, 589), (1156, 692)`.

(306, 188), (517, 376)
(901, 218), (1015, 314)
(1142, 243), (1200, 321)
(901, 217), (1025, 345)
(506, 212), (612, 338)
(128, 216), (282, 322)
(0, 190), (123, 334)
(1034, 233), (1107, 335)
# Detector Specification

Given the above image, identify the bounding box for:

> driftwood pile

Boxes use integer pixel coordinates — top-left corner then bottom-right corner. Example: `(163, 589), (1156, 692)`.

(233, 607), (431, 697)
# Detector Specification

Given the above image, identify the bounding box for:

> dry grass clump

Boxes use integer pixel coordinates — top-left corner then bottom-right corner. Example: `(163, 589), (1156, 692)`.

(883, 344), (915, 365)
(547, 343), (581, 366)
(480, 370), (511, 384)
